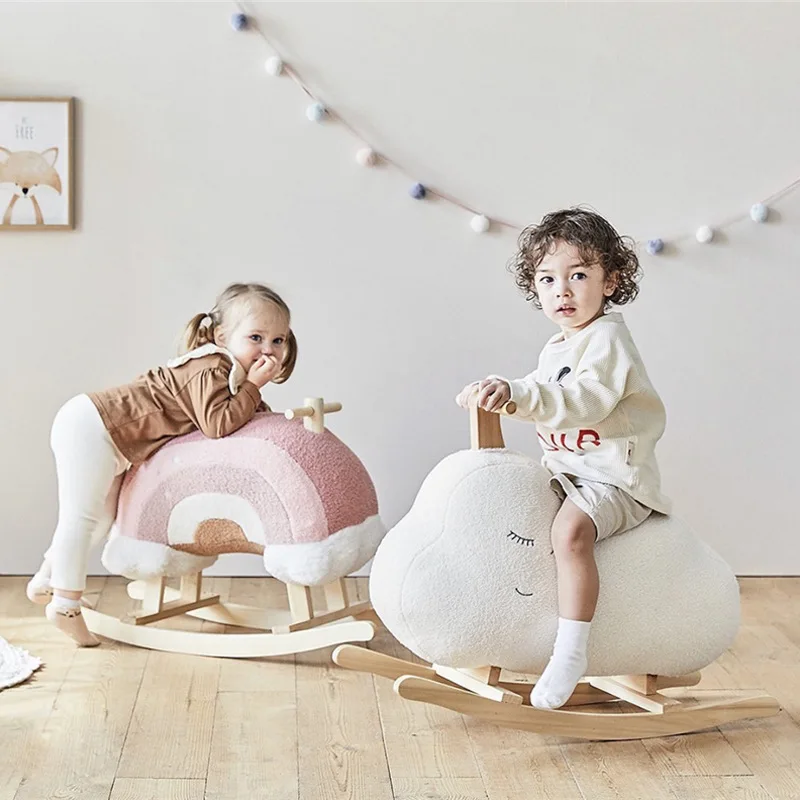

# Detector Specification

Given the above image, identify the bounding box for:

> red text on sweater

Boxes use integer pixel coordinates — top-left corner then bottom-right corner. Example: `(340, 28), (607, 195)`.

(538, 429), (601, 453)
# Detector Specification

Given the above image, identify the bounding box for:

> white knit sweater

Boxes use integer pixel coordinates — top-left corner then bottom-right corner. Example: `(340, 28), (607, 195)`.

(499, 312), (671, 514)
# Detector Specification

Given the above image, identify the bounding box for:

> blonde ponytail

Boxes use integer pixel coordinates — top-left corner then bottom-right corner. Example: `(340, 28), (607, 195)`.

(181, 311), (217, 354)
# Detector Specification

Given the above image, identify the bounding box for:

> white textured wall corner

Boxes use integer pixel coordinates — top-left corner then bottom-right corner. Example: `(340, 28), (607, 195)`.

(0, 2), (798, 575)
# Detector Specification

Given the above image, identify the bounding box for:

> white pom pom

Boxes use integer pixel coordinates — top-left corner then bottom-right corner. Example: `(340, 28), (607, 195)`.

(356, 147), (377, 167)
(265, 56), (284, 76)
(306, 102), (326, 122)
(695, 225), (714, 244)
(470, 214), (490, 234)
(750, 203), (769, 223)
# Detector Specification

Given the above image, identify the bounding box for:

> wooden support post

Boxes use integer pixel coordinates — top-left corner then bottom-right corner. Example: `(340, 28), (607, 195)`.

(142, 577), (166, 613)
(134, 573), (220, 626)
(273, 582), (370, 634)
(305, 397), (325, 433)
(287, 583), (313, 623)
(180, 573), (202, 604)
(469, 404), (505, 450)
(324, 578), (349, 611)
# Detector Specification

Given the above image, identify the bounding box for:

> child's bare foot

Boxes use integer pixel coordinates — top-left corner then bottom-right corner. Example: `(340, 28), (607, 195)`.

(45, 598), (100, 647)
(26, 562), (53, 605)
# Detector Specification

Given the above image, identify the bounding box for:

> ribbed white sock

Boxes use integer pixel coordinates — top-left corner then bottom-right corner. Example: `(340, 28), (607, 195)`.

(531, 617), (591, 710)
(50, 596), (81, 612)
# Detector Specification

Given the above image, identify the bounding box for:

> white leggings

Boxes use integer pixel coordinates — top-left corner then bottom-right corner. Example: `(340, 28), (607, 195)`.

(45, 394), (130, 592)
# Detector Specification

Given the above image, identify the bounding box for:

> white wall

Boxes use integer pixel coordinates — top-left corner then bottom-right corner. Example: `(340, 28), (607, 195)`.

(1, 2), (798, 576)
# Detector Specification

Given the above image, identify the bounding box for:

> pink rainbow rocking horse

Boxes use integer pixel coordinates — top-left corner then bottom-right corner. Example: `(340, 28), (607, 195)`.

(82, 398), (384, 657)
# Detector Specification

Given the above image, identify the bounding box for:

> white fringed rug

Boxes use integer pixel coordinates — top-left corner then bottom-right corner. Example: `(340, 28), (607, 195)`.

(0, 636), (42, 690)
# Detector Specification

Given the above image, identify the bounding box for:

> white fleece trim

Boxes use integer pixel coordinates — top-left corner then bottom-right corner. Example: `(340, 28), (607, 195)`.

(101, 529), (217, 579)
(263, 514), (386, 586)
(167, 344), (245, 395)
(103, 514), (386, 585)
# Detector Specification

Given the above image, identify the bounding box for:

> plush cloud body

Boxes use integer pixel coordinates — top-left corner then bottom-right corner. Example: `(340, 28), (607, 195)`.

(370, 449), (739, 677)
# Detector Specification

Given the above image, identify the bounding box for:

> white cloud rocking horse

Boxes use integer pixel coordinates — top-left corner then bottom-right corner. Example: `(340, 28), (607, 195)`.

(334, 404), (780, 740)
(82, 398), (384, 657)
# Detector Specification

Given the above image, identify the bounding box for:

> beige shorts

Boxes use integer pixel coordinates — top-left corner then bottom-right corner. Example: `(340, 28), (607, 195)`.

(550, 474), (652, 542)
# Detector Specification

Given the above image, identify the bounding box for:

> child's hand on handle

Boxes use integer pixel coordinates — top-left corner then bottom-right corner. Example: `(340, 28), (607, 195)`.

(455, 382), (480, 409)
(476, 378), (511, 413)
(455, 378), (512, 413)
(247, 355), (281, 388)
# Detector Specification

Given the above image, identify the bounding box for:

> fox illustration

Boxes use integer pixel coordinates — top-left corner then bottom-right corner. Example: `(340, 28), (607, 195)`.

(0, 147), (62, 226)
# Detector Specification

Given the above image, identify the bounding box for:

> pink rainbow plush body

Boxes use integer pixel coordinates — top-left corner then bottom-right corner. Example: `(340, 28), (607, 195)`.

(102, 413), (384, 585)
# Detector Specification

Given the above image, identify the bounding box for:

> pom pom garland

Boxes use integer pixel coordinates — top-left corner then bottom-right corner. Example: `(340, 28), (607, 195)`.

(696, 225), (714, 244)
(356, 147), (378, 167)
(470, 214), (491, 234)
(306, 102), (326, 122)
(236, 9), (796, 244)
(264, 56), (284, 76)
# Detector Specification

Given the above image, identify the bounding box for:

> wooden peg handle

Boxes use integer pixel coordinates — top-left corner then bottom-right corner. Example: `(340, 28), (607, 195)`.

(284, 406), (313, 420)
(466, 396), (517, 449)
(283, 398), (342, 433)
(284, 402), (342, 420)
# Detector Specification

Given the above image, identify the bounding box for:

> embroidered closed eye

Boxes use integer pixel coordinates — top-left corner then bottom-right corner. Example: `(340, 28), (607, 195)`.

(507, 530), (535, 547)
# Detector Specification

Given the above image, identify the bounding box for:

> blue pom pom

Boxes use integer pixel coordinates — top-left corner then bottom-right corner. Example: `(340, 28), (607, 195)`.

(750, 203), (769, 223)
(306, 102), (326, 122)
(230, 13), (248, 31)
(409, 183), (426, 200)
(646, 238), (664, 255)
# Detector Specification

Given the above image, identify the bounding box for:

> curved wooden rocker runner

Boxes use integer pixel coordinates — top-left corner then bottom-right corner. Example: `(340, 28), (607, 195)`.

(333, 404), (780, 740)
(84, 574), (376, 658)
(84, 397), (382, 657)
(332, 644), (778, 741)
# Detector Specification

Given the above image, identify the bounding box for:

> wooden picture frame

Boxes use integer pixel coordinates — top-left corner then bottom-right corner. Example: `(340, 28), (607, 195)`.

(0, 97), (75, 230)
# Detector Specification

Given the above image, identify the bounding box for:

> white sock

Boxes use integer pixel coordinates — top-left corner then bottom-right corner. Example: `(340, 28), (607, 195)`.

(26, 561), (53, 604)
(50, 595), (81, 613)
(531, 617), (591, 710)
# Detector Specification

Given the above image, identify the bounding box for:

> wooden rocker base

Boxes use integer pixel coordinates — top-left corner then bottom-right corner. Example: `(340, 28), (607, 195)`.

(83, 574), (376, 658)
(332, 644), (781, 741)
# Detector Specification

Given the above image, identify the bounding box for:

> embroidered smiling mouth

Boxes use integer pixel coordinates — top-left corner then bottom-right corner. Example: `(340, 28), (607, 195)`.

(514, 588), (534, 597)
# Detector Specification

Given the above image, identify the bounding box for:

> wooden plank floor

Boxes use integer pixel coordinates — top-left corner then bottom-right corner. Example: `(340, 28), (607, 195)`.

(1, 576), (798, 800)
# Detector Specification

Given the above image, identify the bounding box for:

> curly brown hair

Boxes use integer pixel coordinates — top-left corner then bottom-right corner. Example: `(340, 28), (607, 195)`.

(508, 207), (642, 310)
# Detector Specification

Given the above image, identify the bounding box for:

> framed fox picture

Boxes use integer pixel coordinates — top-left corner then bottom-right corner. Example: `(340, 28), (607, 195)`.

(0, 97), (75, 230)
